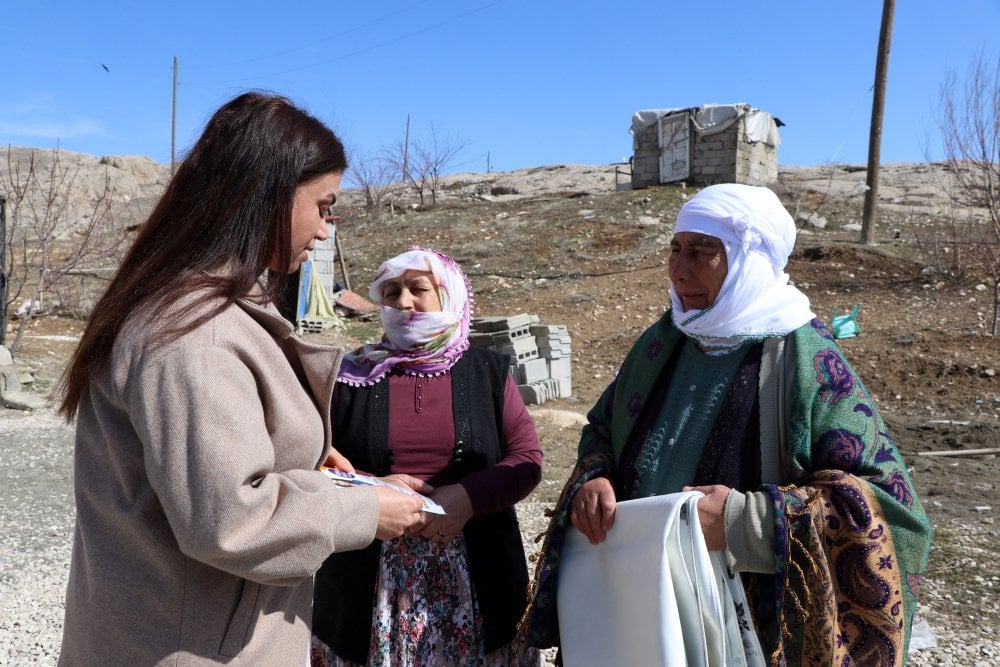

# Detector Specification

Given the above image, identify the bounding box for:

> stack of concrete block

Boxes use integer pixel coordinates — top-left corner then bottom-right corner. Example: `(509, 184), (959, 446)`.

(311, 237), (337, 298)
(532, 324), (572, 399)
(470, 314), (572, 405)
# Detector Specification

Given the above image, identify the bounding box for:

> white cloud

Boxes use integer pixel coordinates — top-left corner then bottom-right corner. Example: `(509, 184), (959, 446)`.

(0, 94), (58, 116)
(0, 117), (109, 140)
(0, 94), (110, 141)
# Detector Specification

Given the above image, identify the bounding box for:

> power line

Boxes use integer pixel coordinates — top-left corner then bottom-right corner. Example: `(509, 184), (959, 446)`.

(183, 0), (434, 71)
(183, 0), (509, 87)
(828, 83), (874, 164)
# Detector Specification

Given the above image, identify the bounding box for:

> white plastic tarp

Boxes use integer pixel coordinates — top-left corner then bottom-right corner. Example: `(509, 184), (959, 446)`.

(744, 109), (780, 147)
(631, 107), (687, 136)
(631, 103), (779, 147)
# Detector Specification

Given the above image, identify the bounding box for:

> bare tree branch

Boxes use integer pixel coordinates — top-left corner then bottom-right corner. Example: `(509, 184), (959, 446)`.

(934, 52), (1000, 334)
(384, 124), (468, 208)
(345, 148), (397, 219)
(1, 147), (128, 354)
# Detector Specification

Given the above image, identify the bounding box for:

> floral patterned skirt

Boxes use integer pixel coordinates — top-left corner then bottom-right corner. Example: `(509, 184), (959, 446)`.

(311, 533), (539, 667)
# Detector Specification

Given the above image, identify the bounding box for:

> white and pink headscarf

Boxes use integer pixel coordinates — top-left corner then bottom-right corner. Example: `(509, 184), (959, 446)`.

(336, 247), (472, 386)
(670, 183), (815, 352)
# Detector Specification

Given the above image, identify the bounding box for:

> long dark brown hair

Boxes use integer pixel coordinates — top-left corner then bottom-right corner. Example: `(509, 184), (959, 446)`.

(58, 92), (347, 419)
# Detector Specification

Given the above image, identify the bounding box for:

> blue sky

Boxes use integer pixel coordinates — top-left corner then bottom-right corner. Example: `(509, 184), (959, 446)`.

(3, 1), (999, 174)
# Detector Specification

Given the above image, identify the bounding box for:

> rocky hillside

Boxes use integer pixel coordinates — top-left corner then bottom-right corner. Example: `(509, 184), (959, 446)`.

(3, 145), (983, 231)
(2, 146), (170, 233)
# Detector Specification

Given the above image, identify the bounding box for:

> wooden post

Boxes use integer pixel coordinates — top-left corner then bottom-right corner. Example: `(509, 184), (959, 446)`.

(334, 233), (351, 294)
(861, 0), (895, 245)
(917, 448), (1000, 457)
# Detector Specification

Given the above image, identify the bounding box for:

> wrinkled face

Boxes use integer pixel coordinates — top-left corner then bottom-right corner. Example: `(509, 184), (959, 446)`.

(279, 171), (342, 274)
(380, 269), (442, 312)
(668, 232), (728, 311)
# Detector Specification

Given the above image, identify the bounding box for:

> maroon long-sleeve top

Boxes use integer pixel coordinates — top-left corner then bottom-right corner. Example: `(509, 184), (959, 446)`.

(386, 370), (543, 516)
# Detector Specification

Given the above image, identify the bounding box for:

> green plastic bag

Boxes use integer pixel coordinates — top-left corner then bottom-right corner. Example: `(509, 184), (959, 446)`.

(831, 304), (861, 339)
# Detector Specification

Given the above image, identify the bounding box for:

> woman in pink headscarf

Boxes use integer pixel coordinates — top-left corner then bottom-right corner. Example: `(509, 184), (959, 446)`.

(312, 248), (542, 667)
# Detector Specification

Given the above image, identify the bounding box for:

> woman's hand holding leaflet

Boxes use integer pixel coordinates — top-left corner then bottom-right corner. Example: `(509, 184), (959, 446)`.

(372, 486), (427, 540)
(324, 448), (355, 473)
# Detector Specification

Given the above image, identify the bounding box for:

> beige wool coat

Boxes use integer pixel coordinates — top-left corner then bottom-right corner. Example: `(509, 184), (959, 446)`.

(59, 293), (379, 666)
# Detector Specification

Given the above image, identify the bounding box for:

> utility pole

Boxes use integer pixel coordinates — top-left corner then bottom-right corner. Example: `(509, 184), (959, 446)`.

(402, 113), (410, 183)
(861, 0), (895, 245)
(171, 56), (178, 176)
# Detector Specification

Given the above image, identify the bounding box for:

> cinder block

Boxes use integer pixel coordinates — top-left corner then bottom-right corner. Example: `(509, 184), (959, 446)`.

(299, 319), (325, 334)
(517, 383), (544, 405)
(494, 336), (539, 362)
(515, 357), (550, 384)
(472, 313), (538, 332)
(469, 333), (497, 348)
(556, 377), (573, 398)
(547, 356), (572, 380)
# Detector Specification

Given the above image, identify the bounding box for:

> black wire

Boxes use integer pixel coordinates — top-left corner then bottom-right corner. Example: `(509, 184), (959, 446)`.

(183, 0), (434, 71)
(183, 0), (509, 87)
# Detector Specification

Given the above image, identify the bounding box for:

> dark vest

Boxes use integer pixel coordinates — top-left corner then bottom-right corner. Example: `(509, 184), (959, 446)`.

(312, 348), (529, 663)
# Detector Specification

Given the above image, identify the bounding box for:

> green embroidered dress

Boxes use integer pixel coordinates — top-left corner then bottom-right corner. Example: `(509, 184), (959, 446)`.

(526, 312), (932, 666)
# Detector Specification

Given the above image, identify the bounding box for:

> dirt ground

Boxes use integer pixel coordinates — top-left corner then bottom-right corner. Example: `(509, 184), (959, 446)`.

(5, 162), (999, 652)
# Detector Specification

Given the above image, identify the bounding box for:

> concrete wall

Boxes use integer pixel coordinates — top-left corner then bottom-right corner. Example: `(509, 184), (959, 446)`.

(631, 113), (778, 188)
(691, 123), (741, 185)
(631, 123), (662, 189)
(735, 134), (779, 185)
(293, 222), (336, 323)
(310, 224), (337, 297)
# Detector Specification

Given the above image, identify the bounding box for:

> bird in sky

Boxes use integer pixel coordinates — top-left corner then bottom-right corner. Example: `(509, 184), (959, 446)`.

(101, 64), (110, 72)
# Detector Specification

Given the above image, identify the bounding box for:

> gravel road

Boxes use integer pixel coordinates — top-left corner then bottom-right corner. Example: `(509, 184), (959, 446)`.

(1, 410), (75, 665)
(0, 407), (555, 666)
(1, 406), (996, 666)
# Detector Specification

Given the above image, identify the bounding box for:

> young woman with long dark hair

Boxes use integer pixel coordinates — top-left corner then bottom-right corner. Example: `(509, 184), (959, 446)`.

(56, 92), (427, 666)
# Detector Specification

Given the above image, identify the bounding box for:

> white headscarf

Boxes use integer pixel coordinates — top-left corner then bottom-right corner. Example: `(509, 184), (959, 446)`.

(670, 183), (815, 352)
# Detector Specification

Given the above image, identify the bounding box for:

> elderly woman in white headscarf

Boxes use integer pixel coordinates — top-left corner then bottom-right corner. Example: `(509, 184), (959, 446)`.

(525, 184), (932, 665)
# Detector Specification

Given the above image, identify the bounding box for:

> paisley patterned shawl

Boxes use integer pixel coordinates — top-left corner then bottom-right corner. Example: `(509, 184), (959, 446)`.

(766, 318), (932, 665)
(524, 312), (932, 666)
(769, 471), (909, 666)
